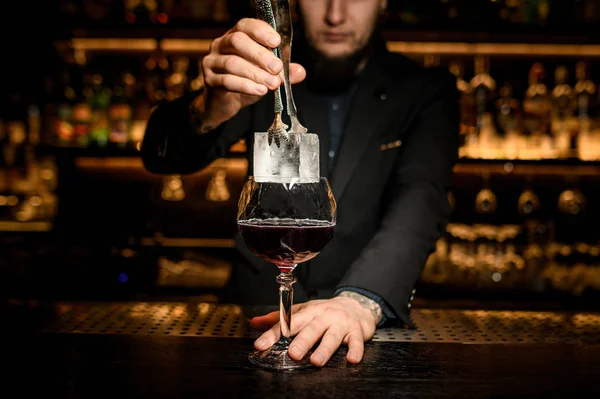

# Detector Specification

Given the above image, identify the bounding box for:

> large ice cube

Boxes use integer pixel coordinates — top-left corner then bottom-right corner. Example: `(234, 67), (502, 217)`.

(253, 132), (320, 183)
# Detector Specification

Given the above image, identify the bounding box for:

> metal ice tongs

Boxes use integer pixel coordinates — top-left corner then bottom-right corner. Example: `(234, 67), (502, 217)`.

(254, 0), (307, 147)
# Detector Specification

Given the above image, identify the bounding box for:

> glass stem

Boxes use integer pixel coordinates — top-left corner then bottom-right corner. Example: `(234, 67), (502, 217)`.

(276, 269), (296, 344)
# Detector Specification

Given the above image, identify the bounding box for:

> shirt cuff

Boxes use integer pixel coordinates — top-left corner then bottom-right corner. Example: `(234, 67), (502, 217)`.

(334, 286), (397, 328)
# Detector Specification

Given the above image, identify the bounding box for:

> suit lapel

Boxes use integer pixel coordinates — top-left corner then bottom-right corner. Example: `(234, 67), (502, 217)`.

(329, 58), (399, 203)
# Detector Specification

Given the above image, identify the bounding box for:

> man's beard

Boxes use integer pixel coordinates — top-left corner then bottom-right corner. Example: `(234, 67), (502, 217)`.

(293, 26), (376, 95)
(302, 39), (372, 94)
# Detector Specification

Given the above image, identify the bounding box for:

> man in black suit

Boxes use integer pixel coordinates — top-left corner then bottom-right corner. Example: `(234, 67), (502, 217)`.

(141, 0), (459, 367)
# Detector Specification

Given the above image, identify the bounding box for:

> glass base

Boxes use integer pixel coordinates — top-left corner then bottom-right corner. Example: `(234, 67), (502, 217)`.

(248, 338), (312, 370)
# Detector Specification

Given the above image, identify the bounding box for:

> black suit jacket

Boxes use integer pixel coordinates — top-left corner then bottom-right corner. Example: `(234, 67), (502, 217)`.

(141, 40), (460, 327)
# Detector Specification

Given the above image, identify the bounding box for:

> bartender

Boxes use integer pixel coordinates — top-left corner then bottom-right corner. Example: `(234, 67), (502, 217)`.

(141, 0), (459, 367)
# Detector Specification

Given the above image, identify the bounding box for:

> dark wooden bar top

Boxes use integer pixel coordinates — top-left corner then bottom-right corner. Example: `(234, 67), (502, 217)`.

(3, 300), (600, 398)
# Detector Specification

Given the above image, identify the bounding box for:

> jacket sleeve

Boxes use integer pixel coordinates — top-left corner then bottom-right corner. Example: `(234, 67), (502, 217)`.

(335, 70), (460, 328)
(140, 90), (251, 175)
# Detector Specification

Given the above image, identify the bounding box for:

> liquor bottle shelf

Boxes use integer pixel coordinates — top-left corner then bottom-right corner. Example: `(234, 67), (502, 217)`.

(68, 155), (600, 179)
(454, 160), (600, 178)
(61, 24), (600, 43)
(0, 220), (53, 233)
(139, 236), (235, 248)
(71, 156), (248, 184)
(387, 41), (600, 57)
(63, 37), (600, 57)
(73, 156), (247, 171)
(37, 144), (143, 158)
(37, 140), (246, 159)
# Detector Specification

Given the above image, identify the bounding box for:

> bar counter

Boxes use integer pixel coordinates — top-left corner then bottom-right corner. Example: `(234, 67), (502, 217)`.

(4, 300), (600, 398)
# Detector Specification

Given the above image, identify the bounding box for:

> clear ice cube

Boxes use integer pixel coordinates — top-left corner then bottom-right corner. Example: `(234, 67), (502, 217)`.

(253, 132), (320, 183)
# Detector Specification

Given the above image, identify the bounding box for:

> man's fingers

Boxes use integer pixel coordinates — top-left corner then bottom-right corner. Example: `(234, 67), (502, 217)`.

(249, 303), (307, 332)
(204, 70), (268, 96)
(253, 307), (313, 350)
(290, 63), (306, 84)
(251, 300), (369, 367)
(220, 30), (282, 75)
(249, 310), (279, 332)
(233, 18), (281, 49)
(288, 318), (329, 361)
(254, 324), (280, 351)
(310, 326), (346, 367)
(345, 331), (365, 364)
(207, 54), (281, 90)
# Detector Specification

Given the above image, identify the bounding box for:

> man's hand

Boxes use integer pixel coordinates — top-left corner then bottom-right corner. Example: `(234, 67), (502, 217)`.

(193, 18), (306, 133)
(250, 293), (382, 367)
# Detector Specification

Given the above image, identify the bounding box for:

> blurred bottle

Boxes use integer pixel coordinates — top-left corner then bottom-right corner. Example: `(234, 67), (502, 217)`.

(166, 56), (190, 101)
(574, 61), (597, 130)
(574, 61), (599, 160)
(53, 68), (76, 147)
(3, 93), (28, 194)
(496, 82), (520, 135)
(470, 56), (497, 138)
(71, 72), (93, 147)
(109, 72), (134, 149)
(89, 73), (112, 148)
(522, 63), (552, 159)
(145, 43), (170, 107)
(131, 72), (151, 148)
(471, 57), (499, 159)
(478, 113), (501, 159)
(551, 65), (575, 158)
(495, 82), (521, 159)
(449, 60), (477, 158)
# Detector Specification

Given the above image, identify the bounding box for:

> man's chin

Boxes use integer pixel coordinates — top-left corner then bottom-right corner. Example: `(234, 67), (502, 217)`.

(314, 45), (355, 61)
(300, 38), (372, 94)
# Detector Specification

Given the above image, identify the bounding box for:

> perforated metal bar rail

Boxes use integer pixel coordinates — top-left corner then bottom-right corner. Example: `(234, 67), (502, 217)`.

(37, 302), (600, 344)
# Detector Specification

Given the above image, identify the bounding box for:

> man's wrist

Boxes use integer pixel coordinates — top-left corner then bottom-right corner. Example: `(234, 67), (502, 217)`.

(336, 290), (383, 325)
